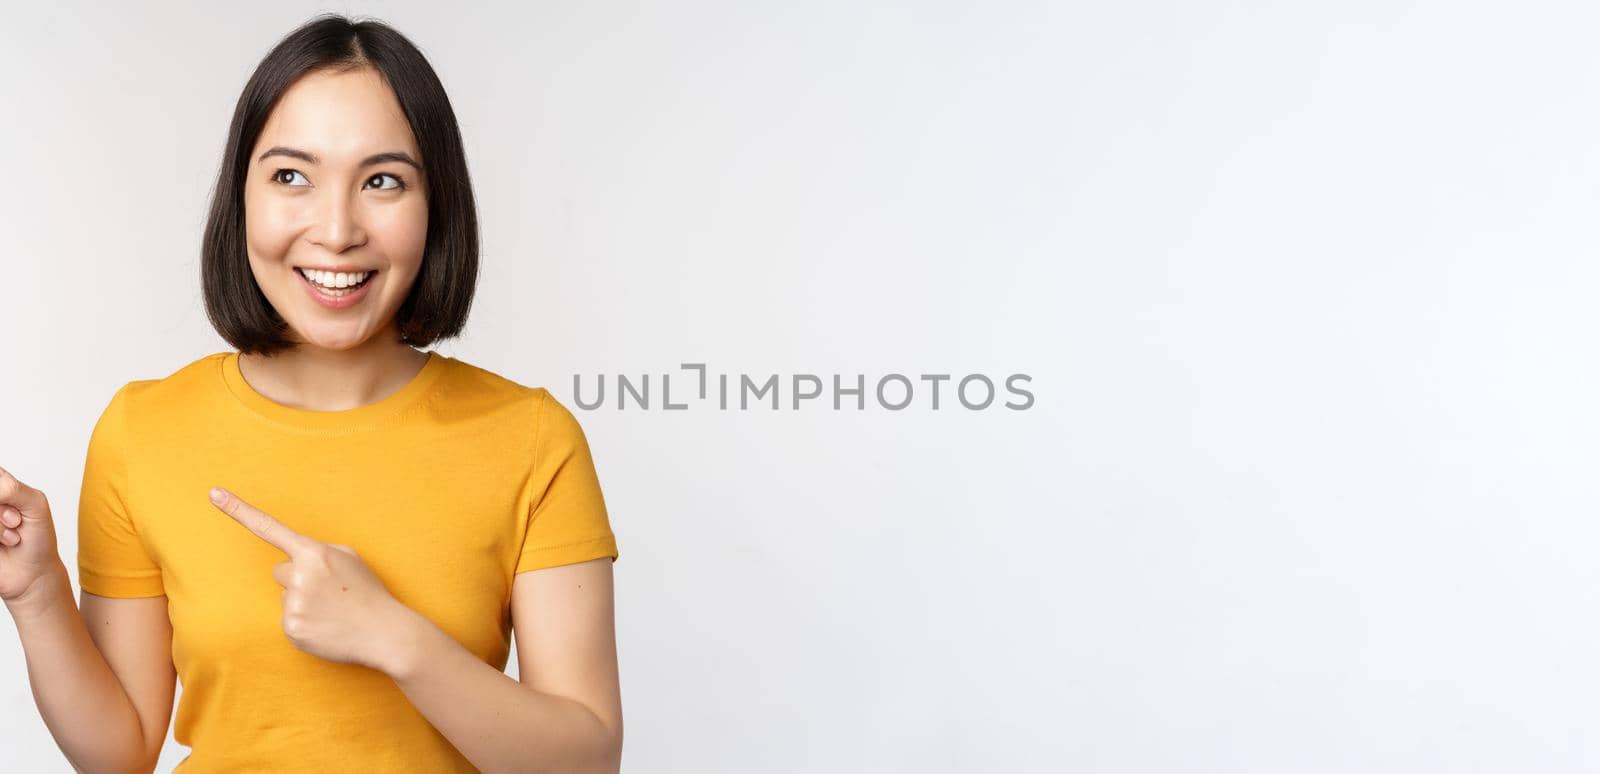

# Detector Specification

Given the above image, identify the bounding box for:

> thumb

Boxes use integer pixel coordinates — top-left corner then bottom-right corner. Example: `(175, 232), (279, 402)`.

(0, 465), (50, 521)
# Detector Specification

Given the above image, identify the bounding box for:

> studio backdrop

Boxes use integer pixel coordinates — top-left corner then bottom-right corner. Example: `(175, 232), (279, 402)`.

(1, 1), (1593, 772)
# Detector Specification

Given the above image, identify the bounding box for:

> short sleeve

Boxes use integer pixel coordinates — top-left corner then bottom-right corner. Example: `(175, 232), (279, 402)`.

(516, 390), (620, 574)
(76, 383), (165, 598)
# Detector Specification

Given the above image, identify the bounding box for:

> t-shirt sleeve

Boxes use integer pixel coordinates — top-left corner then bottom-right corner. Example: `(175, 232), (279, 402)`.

(76, 383), (165, 598)
(516, 389), (620, 574)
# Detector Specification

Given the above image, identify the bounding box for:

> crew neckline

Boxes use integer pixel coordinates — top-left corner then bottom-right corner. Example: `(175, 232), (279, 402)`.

(219, 349), (448, 432)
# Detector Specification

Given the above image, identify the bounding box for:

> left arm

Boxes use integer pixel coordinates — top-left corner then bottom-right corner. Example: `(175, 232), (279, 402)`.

(381, 557), (623, 774)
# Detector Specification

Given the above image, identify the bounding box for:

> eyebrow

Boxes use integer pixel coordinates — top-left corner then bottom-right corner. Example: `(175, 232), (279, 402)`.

(256, 146), (421, 171)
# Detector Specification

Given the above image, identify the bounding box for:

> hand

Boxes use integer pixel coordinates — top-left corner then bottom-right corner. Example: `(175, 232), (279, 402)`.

(0, 465), (67, 608)
(208, 486), (414, 672)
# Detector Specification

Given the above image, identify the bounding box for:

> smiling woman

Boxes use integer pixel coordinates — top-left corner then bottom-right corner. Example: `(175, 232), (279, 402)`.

(236, 66), (434, 335)
(202, 18), (473, 368)
(0, 12), (622, 774)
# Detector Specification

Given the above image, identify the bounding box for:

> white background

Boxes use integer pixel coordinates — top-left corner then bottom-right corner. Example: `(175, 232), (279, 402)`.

(1, 1), (1595, 772)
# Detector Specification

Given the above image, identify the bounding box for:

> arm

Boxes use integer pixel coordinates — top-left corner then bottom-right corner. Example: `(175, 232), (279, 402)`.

(379, 557), (623, 774)
(5, 560), (174, 774)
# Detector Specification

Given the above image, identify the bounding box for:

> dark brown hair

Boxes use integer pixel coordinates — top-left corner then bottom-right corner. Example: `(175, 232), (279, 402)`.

(201, 13), (478, 355)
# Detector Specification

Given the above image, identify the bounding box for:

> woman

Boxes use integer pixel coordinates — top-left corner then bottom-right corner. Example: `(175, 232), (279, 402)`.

(0, 14), (622, 773)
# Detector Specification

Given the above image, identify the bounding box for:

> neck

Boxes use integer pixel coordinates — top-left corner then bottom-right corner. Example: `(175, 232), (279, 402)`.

(237, 329), (430, 412)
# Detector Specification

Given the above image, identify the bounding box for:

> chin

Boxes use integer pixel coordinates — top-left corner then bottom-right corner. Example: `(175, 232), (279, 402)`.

(291, 330), (372, 352)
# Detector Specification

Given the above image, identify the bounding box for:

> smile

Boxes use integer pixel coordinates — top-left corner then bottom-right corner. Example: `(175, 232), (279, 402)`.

(296, 267), (377, 308)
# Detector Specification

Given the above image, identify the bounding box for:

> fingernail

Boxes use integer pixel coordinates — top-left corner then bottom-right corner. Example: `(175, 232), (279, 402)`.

(209, 487), (226, 504)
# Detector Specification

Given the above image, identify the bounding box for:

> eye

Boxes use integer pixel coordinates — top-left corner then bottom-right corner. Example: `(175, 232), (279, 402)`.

(270, 168), (309, 187)
(366, 172), (407, 191)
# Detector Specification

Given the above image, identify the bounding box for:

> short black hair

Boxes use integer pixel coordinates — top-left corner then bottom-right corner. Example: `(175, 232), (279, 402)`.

(201, 13), (479, 355)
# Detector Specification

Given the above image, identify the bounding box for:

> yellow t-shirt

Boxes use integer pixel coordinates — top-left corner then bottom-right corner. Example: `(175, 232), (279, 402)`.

(75, 350), (620, 772)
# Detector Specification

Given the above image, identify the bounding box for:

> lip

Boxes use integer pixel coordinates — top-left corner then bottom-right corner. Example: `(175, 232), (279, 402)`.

(296, 266), (376, 310)
(296, 264), (375, 273)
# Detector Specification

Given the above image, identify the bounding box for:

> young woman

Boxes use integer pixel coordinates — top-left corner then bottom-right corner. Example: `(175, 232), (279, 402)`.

(0, 14), (622, 773)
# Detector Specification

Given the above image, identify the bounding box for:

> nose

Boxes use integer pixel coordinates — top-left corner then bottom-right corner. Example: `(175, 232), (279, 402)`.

(307, 189), (369, 253)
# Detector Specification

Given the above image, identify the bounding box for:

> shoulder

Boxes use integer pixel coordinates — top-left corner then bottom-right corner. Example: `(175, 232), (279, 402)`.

(426, 354), (546, 423)
(100, 351), (230, 419)
(84, 352), (225, 456)
(426, 356), (576, 440)
(533, 387), (591, 447)
(439, 357), (593, 450)
(437, 356), (581, 420)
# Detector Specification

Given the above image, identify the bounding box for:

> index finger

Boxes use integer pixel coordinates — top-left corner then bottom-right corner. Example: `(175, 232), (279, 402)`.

(209, 487), (316, 558)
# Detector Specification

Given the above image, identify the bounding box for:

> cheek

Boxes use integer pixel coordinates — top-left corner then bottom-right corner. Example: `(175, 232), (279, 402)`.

(243, 187), (303, 262)
(367, 201), (429, 266)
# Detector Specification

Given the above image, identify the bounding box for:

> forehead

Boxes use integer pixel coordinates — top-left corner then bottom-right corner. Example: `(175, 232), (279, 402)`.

(254, 67), (419, 159)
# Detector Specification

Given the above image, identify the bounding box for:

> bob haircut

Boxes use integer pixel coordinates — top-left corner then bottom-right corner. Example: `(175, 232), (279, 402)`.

(202, 13), (478, 355)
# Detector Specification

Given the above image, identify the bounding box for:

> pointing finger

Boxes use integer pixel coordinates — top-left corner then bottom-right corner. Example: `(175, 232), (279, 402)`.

(209, 487), (317, 559)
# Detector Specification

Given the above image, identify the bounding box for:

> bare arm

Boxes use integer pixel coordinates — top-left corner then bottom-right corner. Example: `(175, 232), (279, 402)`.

(378, 557), (623, 774)
(5, 560), (174, 774)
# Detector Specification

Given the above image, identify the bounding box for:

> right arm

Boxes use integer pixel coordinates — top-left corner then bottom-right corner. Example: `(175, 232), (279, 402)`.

(1, 469), (174, 774)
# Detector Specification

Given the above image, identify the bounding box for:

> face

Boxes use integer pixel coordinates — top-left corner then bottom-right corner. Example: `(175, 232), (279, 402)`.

(243, 66), (429, 352)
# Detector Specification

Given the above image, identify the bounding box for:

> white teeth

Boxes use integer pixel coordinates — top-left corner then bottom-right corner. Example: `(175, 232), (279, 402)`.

(299, 268), (371, 289)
